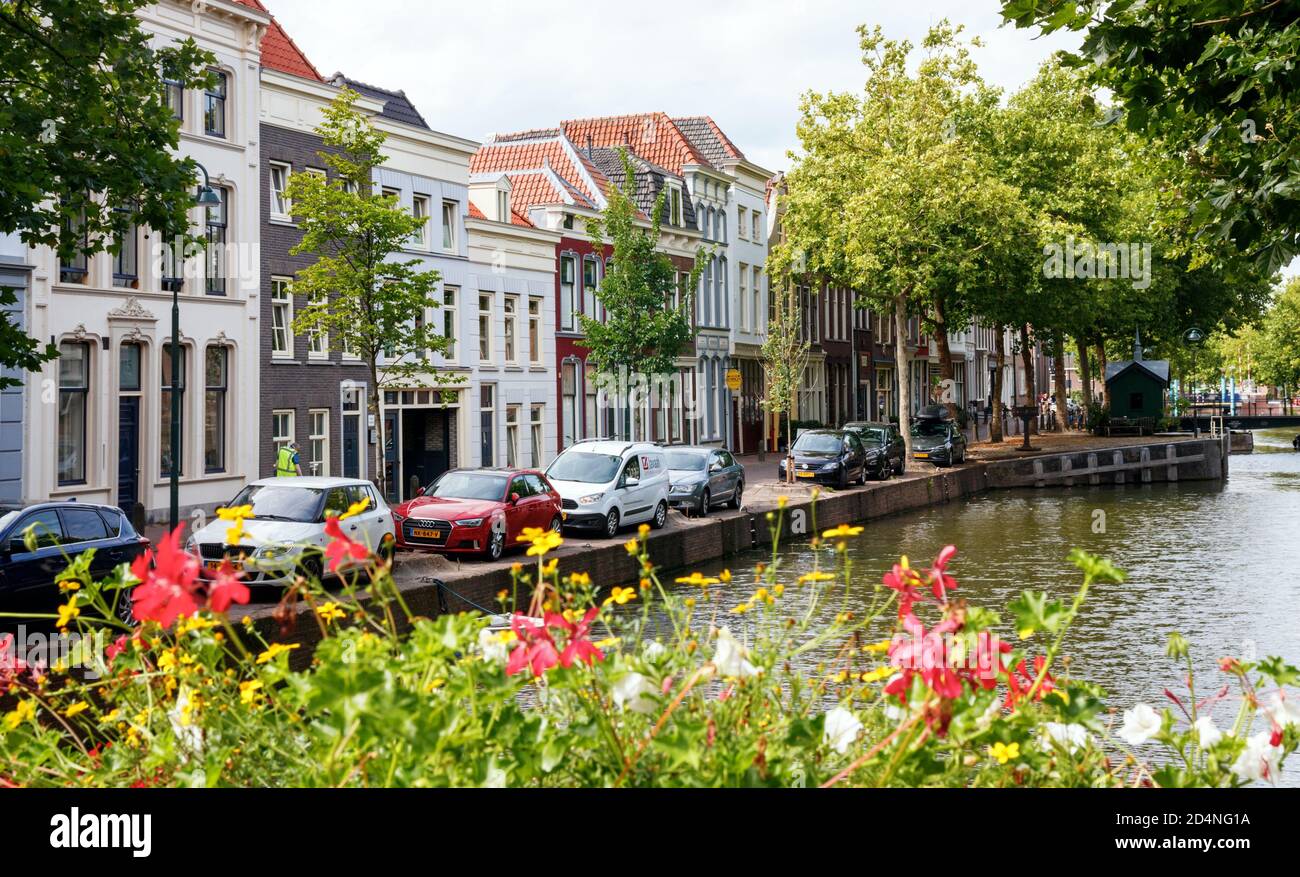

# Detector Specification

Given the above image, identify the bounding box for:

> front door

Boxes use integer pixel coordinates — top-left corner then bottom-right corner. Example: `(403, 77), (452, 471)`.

(342, 413), (360, 479)
(117, 397), (140, 514)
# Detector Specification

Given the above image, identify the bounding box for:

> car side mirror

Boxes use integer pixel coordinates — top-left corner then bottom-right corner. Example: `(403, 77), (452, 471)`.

(709, 463), (721, 473)
(415, 486), (426, 497)
(624, 477), (639, 489)
(510, 492), (520, 505)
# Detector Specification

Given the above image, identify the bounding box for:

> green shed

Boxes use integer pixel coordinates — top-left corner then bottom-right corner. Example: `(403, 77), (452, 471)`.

(1104, 332), (1169, 421)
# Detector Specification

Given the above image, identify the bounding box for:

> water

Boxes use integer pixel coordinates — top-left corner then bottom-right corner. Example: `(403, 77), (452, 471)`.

(670, 429), (1300, 784)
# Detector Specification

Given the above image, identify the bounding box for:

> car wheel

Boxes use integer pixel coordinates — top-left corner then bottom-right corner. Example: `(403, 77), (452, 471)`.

(484, 528), (505, 560)
(858, 465), (868, 485)
(651, 501), (668, 530)
(297, 552), (323, 584)
(894, 457), (905, 476)
(604, 508), (620, 538)
(838, 467), (848, 490)
(377, 534), (395, 563)
(729, 481), (744, 509)
(114, 587), (136, 626)
(549, 515), (562, 533)
(697, 489), (710, 517)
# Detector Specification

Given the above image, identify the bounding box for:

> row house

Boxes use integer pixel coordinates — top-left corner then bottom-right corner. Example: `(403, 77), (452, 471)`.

(470, 127), (703, 452)
(0, 231), (32, 503)
(23, 0), (268, 520)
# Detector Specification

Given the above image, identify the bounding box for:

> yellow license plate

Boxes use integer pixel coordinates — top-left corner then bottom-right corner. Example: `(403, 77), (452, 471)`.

(914, 453), (930, 459)
(796, 471), (815, 478)
(204, 559), (239, 571)
(412, 528), (444, 540)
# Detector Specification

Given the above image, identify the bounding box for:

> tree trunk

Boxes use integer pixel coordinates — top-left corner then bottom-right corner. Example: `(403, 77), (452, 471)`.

(369, 358), (385, 497)
(1075, 336), (1092, 407)
(1053, 335), (1069, 431)
(991, 324), (1005, 443)
(1095, 341), (1110, 409)
(894, 295), (912, 467)
(932, 296), (957, 422)
(1019, 325), (1037, 433)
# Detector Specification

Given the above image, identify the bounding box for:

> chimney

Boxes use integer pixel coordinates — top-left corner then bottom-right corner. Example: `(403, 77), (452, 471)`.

(1133, 328), (1143, 362)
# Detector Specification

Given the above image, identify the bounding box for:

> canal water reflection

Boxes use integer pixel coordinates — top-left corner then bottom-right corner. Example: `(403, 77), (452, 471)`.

(674, 430), (1300, 785)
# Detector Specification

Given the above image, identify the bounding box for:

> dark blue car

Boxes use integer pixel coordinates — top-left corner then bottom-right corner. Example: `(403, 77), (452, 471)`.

(0, 502), (149, 619)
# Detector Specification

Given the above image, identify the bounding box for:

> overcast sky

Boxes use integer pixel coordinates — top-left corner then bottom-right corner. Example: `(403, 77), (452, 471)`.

(265, 0), (1081, 173)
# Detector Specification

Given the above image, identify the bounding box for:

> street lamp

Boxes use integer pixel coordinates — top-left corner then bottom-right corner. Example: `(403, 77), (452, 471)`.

(168, 163), (222, 533)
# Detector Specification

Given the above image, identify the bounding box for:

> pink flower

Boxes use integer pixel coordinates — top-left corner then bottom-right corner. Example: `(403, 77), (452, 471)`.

(548, 607), (605, 668)
(323, 517), (370, 573)
(505, 615), (559, 677)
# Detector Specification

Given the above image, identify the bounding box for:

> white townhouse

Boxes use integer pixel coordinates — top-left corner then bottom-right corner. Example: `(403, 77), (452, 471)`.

(22, 0), (267, 521)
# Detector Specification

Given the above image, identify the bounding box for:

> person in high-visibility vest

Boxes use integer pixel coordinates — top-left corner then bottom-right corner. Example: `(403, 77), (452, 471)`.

(275, 440), (302, 477)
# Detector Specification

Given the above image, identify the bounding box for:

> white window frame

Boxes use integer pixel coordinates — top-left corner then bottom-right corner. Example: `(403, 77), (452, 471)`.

(528, 297), (542, 364)
(753, 266), (763, 333)
(530, 404), (544, 467)
(505, 404), (520, 468)
(271, 276), (294, 358)
(308, 408), (330, 476)
(272, 409), (295, 453)
(412, 194), (431, 249)
(442, 285), (458, 361)
(307, 291), (328, 359)
(503, 294), (518, 365)
(738, 262), (749, 332)
(478, 292), (493, 363)
(269, 162), (291, 220)
(737, 207), (748, 240)
(496, 189), (510, 223)
(442, 200), (458, 251)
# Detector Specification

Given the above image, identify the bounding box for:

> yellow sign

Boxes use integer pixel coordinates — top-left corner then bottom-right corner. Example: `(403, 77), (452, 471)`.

(726, 368), (742, 392)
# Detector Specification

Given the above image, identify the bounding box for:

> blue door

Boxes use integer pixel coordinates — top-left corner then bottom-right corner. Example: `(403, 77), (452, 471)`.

(117, 397), (140, 513)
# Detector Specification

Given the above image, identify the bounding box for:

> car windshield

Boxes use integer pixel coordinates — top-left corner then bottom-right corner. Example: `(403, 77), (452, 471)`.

(427, 472), (508, 501)
(547, 452), (623, 484)
(665, 451), (707, 471)
(912, 421), (950, 438)
(852, 427), (887, 445)
(228, 484), (325, 522)
(0, 510), (19, 533)
(793, 433), (844, 454)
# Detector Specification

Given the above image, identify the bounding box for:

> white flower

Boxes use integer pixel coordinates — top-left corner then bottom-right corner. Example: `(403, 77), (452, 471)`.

(167, 685), (204, 760)
(1230, 731), (1282, 783)
(1118, 703), (1162, 746)
(477, 627), (509, 664)
(884, 704), (905, 722)
(823, 706), (864, 754)
(712, 628), (758, 678)
(1040, 722), (1092, 754)
(1264, 692), (1300, 729)
(1193, 716), (1223, 750)
(611, 672), (657, 715)
(482, 760), (507, 788)
(975, 697), (1003, 732)
(642, 640), (667, 663)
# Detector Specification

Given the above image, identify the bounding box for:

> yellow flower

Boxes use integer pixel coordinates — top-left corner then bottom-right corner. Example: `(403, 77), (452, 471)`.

(822, 524), (864, 540)
(865, 638), (892, 654)
(519, 526), (564, 557)
(719, 569), (732, 583)
(217, 504), (255, 522)
(100, 708), (120, 724)
(239, 679), (263, 705)
(56, 601), (80, 629)
(603, 586), (637, 607)
(594, 637), (619, 649)
(256, 642), (300, 664)
(569, 571), (592, 587)
(177, 615), (217, 635)
(683, 597), (696, 608)
(828, 670), (849, 683)
(639, 577), (651, 590)
(730, 602), (752, 615)
(773, 584), (784, 597)
(796, 571), (836, 585)
(340, 496), (372, 520)
(638, 523), (650, 537)
(989, 741), (1020, 765)
(226, 517), (246, 546)
(316, 602), (346, 623)
(3, 699), (36, 729)
(675, 572), (720, 587)
(542, 558), (558, 576)
(860, 666), (895, 683)
(623, 539), (639, 555)
(777, 496), (789, 509)
(810, 487), (821, 499)
(57, 579), (80, 593)
(425, 678), (446, 693)
(65, 701), (90, 718)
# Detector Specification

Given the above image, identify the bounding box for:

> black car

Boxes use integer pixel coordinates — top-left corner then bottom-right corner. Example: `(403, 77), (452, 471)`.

(911, 417), (968, 467)
(778, 429), (869, 488)
(843, 422), (906, 479)
(0, 503), (148, 619)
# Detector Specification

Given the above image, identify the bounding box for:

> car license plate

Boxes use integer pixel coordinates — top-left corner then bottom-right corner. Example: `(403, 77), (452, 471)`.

(411, 527), (445, 542)
(914, 452), (930, 459)
(796, 470), (815, 478)
(204, 559), (239, 571)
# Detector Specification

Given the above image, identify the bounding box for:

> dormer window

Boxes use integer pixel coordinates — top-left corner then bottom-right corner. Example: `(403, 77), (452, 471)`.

(668, 186), (682, 226)
(497, 189), (510, 223)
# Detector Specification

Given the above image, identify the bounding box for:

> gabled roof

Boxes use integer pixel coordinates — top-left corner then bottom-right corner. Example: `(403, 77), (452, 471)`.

(586, 147), (695, 229)
(1105, 359), (1171, 386)
(561, 113), (713, 176)
(467, 201), (534, 228)
(235, 0), (323, 81)
(471, 130), (614, 215)
(329, 74), (429, 130)
(672, 116), (745, 166)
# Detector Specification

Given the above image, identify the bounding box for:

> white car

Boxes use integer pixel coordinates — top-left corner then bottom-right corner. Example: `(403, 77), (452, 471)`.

(187, 477), (394, 585)
(545, 440), (670, 537)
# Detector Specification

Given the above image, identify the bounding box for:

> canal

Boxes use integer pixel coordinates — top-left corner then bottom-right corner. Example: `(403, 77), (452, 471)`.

(677, 430), (1300, 784)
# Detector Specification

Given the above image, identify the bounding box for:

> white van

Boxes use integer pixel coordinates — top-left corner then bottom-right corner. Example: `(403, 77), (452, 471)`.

(545, 440), (670, 537)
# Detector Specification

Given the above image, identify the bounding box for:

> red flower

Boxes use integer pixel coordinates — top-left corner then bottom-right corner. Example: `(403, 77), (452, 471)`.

(106, 635), (130, 664)
(1004, 655), (1057, 708)
(547, 607), (605, 669)
(505, 614), (559, 677)
(882, 562), (927, 619)
(130, 526), (202, 628)
(927, 544), (959, 601)
(323, 517), (370, 573)
(208, 559), (250, 613)
(885, 612), (964, 703)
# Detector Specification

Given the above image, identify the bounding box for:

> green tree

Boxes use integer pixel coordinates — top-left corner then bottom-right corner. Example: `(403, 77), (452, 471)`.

(579, 150), (699, 439)
(760, 274), (809, 481)
(283, 89), (447, 495)
(1000, 0), (1300, 274)
(0, 0), (215, 387)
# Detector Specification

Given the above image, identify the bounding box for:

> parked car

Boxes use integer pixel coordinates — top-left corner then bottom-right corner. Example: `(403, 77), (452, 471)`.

(0, 502), (148, 618)
(187, 477), (393, 586)
(393, 468), (562, 561)
(777, 429), (869, 487)
(665, 447), (744, 516)
(843, 422), (906, 479)
(546, 440), (670, 537)
(911, 417), (967, 467)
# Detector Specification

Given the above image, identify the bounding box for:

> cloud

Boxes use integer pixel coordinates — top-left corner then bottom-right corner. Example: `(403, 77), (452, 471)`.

(264, 0), (1080, 173)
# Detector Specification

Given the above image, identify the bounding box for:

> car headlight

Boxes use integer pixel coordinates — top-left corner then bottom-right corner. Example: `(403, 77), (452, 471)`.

(821, 461), (841, 471)
(454, 518), (484, 528)
(670, 482), (695, 494)
(184, 537), (197, 554)
(578, 494), (604, 505)
(254, 543), (299, 560)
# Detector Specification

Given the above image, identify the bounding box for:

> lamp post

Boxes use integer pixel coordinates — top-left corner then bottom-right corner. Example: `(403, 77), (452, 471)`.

(168, 163), (223, 533)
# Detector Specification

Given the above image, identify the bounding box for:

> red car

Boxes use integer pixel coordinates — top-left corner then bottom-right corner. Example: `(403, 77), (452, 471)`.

(392, 468), (563, 560)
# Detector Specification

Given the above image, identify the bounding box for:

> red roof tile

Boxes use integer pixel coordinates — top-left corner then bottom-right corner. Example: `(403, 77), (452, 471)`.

(561, 113), (710, 176)
(471, 136), (607, 207)
(467, 201), (534, 228)
(236, 0), (324, 81)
